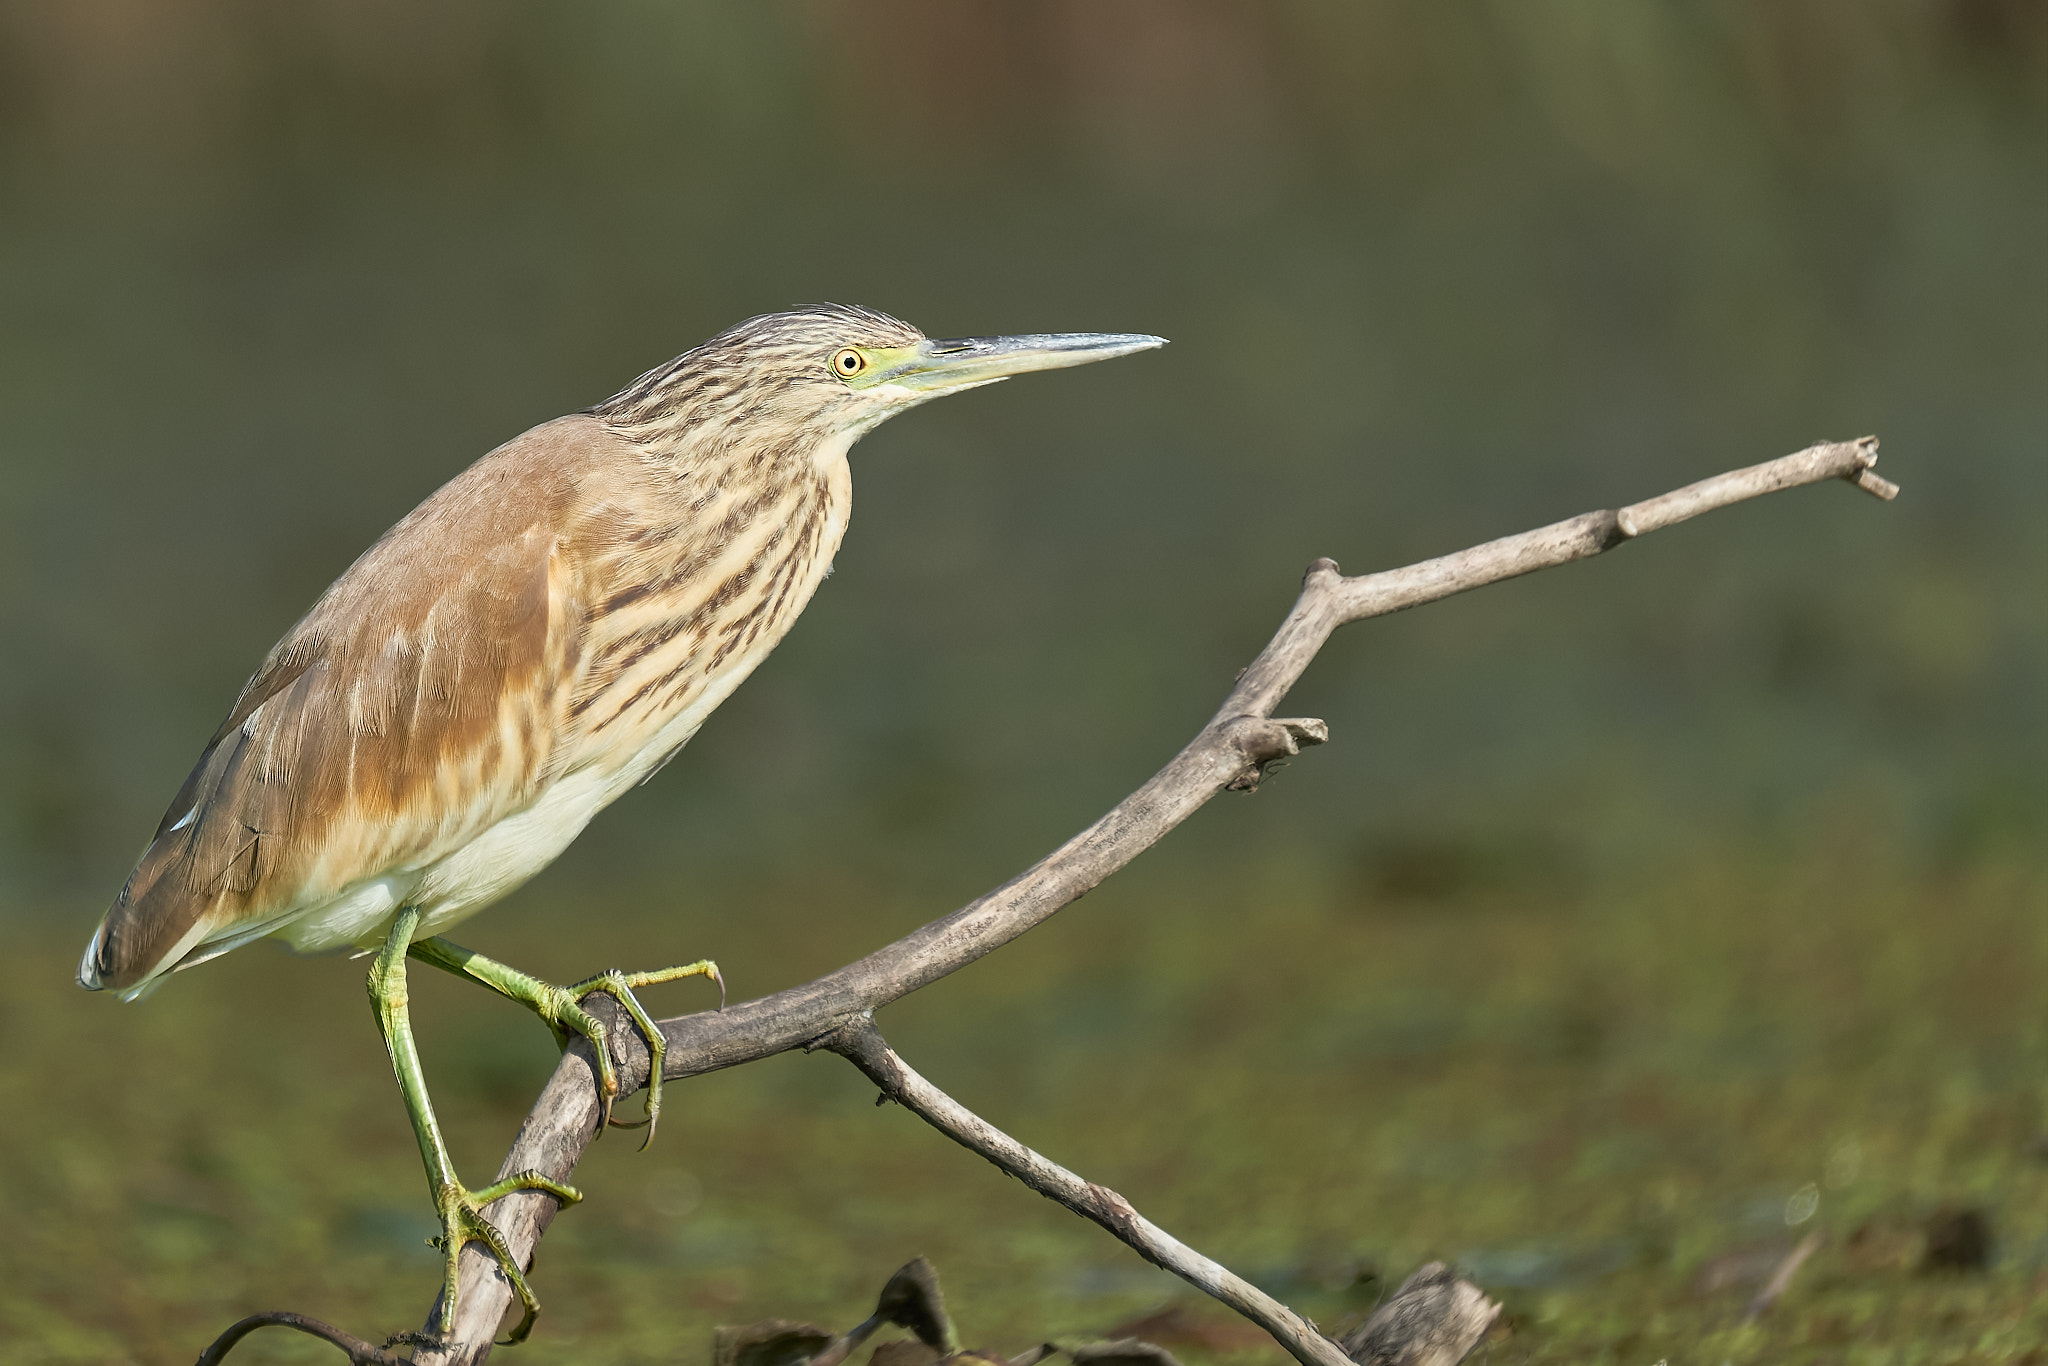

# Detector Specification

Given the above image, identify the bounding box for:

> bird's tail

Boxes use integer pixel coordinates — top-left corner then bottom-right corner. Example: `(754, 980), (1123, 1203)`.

(77, 806), (223, 1001)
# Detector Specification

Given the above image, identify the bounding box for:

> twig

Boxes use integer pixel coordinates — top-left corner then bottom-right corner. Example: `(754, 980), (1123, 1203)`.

(194, 1311), (411, 1366)
(405, 436), (1895, 1362)
(822, 1018), (1354, 1366)
(1741, 1231), (1823, 1324)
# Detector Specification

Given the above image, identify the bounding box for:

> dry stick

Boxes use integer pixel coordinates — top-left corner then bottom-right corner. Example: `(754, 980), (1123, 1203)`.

(195, 1311), (410, 1366)
(824, 1018), (1356, 1366)
(1741, 1231), (1824, 1325)
(413, 437), (1896, 1363)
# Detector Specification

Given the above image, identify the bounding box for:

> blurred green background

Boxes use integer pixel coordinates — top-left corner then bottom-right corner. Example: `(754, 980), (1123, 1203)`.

(1, 2), (2044, 1362)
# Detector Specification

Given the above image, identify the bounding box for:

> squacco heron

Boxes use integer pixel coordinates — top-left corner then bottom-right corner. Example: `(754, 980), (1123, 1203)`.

(76, 305), (1164, 1341)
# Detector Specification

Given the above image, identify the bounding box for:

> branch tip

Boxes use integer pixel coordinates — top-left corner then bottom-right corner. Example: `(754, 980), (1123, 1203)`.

(1849, 466), (1901, 501)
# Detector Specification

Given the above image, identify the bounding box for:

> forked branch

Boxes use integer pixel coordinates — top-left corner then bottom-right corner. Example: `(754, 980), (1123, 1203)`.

(407, 437), (1895, 1364)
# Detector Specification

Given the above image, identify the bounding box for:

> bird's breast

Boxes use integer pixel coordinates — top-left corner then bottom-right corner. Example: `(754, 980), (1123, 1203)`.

(559, 447), (852, 792)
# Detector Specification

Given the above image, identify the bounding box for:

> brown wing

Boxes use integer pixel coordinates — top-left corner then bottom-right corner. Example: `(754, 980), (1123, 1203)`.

(81, 416), (610, 994)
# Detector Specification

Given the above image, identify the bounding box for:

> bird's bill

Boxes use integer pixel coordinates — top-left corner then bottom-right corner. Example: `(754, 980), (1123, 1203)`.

(867, 332), (1167, 395)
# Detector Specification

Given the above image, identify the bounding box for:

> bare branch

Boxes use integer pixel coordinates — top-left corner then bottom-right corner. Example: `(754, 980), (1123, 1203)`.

(1323, 437), (1889, 632)
(409, 437), (1895, 1361)
(193, 1311), (411, 1366)
(822, 1018), (1356, 1366)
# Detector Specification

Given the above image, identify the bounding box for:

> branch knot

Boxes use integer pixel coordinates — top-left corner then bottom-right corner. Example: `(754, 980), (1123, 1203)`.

(1221, 717), (1329, 791)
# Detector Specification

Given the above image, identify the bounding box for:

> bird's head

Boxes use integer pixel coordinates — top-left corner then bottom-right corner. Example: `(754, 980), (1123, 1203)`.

(595, 304), (1165, 450)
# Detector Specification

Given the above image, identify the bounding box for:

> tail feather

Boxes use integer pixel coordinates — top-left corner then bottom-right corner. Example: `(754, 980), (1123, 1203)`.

(80, 651), (320, 997)
(75, 926), (107, 991)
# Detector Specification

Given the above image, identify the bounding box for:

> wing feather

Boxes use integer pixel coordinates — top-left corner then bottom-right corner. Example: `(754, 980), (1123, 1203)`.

(82, 417), (609, 994)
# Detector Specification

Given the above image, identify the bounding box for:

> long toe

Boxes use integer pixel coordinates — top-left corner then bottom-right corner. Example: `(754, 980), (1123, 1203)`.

(571, 959), (720, 1145)
(429, 1170), (579, 1343)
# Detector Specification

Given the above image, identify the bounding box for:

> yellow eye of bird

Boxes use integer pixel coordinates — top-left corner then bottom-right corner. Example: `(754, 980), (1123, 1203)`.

(832, 348), (866, 377)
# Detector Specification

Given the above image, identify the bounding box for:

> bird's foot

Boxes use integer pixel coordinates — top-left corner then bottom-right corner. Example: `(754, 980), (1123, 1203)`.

(547, 960), (723, 1146)
(427, 1168), (582, 1344)
(405, 939), (723, 1150)
(557, 962), (724, 1146)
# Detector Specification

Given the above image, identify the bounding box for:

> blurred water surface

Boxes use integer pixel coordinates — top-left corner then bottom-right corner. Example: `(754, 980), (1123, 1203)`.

(0, 3), (2043, 1361)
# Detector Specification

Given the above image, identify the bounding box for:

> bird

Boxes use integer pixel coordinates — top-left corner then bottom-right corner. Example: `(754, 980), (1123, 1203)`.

(75, 305), (1165, 1342)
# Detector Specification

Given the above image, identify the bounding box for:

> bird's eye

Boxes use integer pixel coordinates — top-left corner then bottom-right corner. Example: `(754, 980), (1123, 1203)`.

(832, 348), (867, 377)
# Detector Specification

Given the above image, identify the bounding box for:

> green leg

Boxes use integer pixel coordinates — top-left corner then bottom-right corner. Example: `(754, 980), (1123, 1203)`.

(404, 935), (721, 1148)
(369, 907), (582, 1344)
